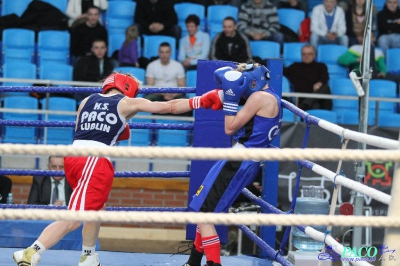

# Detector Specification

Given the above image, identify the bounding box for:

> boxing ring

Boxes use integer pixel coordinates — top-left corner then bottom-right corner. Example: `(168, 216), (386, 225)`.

(0, 61), (399, 266)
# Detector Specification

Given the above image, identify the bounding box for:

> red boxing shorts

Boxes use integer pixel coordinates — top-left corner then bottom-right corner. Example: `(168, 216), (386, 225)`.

(64, 156), (114, 211)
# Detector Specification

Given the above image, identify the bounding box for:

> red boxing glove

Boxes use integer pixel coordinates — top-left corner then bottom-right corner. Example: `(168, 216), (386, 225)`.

(189, 89), (224, 110)
(117, 124), (130, 141)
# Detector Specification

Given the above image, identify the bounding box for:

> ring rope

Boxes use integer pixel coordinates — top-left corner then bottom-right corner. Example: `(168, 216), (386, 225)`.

(282, 100), (398, 150)
(1, 209), (399, 227)
(0, 120), (194, 130)
(0, 145), (399, 161)
(0, 86), (196, 94)
(0, 169), (190, 178)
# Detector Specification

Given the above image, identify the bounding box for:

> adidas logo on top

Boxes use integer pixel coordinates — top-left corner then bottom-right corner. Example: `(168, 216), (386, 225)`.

(225, 89), (235, 96)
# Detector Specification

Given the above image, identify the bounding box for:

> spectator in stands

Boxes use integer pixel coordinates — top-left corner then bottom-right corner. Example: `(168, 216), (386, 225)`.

(66, 0), (108, 28)
(284, 44), (332, 110)
(178, 14), (210, 71)
(146, 42), (192, 116)
(0, 175), (12, 204)
(310, 0), (348, 49)
(118, 25), (140, 68)
(210, 17), (252, 63)
(346, 0), (377, 46)
(73, 39), (115, 102)
(338, 32), (400, 85)
(377, 0), (400, 55)
(134, 0), (180, 43)
(70, 6), (108, 63)
(237, 0), (284, 46)
(27, 156), (72, 206)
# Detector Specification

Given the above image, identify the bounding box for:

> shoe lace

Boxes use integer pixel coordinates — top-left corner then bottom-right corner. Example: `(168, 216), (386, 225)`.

(170, 242), (194, 257)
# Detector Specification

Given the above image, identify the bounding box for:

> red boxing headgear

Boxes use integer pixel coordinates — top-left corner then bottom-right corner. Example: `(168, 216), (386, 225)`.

(102, 73), (139, 98)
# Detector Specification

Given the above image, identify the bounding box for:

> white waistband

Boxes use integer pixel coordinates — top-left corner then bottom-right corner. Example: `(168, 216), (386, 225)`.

(73, 140), (109, 147)
(72, 140), (110, 161)
(233, 142), (246, 149)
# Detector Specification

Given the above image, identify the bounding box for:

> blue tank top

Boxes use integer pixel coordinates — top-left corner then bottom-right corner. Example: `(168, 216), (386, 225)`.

(233, 89), (282, 148)
(74, 93), (126, 146)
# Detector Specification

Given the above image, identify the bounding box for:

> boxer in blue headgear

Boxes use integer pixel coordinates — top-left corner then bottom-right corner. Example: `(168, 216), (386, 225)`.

(183, 60), (282, 266)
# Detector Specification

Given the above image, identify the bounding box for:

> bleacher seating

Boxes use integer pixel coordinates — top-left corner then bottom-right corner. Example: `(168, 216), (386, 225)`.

(39, 63), (73, 86)
(207, 5), (238, 41)
(2, 62), (37, 97)
(277, 8), (305, 34)
(119, 112), (153, 147)
(42, 97), (76, 144)
(106, 1), (136, 35)
(250, 41), (280, 60)
(142, 35), (176, 60)
(283, 42), (305, 66)
(2, 29), (35, 65)
(37, 30), (70, 67)
(307, 109), (338, 123)
(386, 48), (400, 74)
(317, 44), (348, 64)
(113, 67), (146, 86)
(330, 77), (358, 122)
(2, 96), (39, 144)
(1, 0), (32, 16)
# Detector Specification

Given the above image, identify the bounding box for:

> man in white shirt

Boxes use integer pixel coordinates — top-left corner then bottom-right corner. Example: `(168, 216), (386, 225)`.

(310, 0), (348, 49)
(27, 156), (72, 206)
(146, 42), (186, 101)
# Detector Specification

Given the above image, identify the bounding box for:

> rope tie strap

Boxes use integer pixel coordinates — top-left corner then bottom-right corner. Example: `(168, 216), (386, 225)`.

(323, 230), (331, 244)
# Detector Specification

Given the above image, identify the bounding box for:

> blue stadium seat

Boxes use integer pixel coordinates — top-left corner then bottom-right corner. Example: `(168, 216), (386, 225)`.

(2, 62), (37, 97)
(330, 78), (358, 121)
(42, 97), (76, 145)
(142, 35), (176, 60)
(156, 119), (189, 147)
(2, 29), (35, 64)
(369, 79), (397, 124)
(283, 42), (305, 66)
(282, 76), (291, 93)
(1, 0), (32, 16)
(207, 5), (238, 39)
(250, 41), (280, 60)
(113, 67), (146, 84)
(186, 70), (197, 98)
(374, 0), (386, 11)
(106, 1), (135, 34)
(386, 48), (400, 74)
(307, 0), (322, 13)
(2, 96), (39, 144)
(338, 110), (359, 125)
(174, 3), (205, 37)
(108, 33), (125, 57)
(40, 0), (68, 13)
(277, 8), (305, 34)
(326, 63), (348, 79)
(378, 113), (400, 128)
(307, 109), (337, 123)
(39, 63), (73, 86)
(282, 108), (297, 123)
(119, 112), (153, 146)
(37, 30), (70, 66)
(317, 44), (348, 64)
(106, 18), (133, 35)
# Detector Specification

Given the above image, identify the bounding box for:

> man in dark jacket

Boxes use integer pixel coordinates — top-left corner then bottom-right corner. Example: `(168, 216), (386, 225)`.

(283, 44), (332, 111)
(73, 39), (115, 102)
(28, 156), (72, 206)
(210, 17), (252, 63)
(377, 0), (400, 55)
(134, 0), (180, 42)
(70, 6), (108, 62)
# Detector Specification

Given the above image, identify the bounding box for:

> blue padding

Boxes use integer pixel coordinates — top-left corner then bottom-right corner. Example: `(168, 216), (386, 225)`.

(0, 220), (99, 250)
(186, 60), (236, 243)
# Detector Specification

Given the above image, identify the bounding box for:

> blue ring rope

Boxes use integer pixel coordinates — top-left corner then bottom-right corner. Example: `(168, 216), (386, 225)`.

(0, 86), (196, 94)
(0, 120), (194, 130)
(0, 169), (190, 178)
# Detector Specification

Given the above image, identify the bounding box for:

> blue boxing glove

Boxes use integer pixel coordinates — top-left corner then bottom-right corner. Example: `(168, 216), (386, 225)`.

(222, 71), (249, 115)
(214, 66), (233, 88)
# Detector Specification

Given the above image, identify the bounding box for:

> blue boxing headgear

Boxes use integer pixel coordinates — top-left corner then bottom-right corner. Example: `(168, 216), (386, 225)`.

(242, 64), (270, 98)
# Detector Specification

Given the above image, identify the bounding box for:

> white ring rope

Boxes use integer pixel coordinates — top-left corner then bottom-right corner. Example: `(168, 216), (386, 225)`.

(0, 209), (399, 228)
(0, 144), (399, 161)
(315, 120), (398, 150)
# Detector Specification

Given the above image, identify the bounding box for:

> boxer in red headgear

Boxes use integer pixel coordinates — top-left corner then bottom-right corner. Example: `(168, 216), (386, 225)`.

(13, 72), (226, 266)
